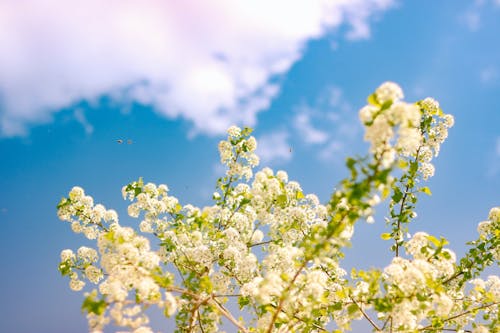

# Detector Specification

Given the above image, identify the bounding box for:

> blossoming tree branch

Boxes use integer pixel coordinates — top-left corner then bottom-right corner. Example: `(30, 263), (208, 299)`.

(57, 82), (499, 333)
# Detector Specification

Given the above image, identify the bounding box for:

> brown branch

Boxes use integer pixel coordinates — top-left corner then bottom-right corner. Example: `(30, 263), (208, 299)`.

(249, 240), (273, 248)
(350, 296), (381, 331)
(265, 262), (307, 333)
(419, 302), (500, 331)
(211, 297), (249, 333)
(395, 182), (411, 257)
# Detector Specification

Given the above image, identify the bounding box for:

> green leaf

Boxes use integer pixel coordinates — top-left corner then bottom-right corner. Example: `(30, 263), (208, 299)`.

(397, 160), (408, 169)
(380, 100), (393, 111)
(367, 93), (379, 106)
(275, 194), (287, 208)
(427, 235), (440, 247)
(174, 203), (182, 213)
(346, 157), (356, 170)
(240, 198), (251, 206)
(347, 303), (359, 315)
(420, 186), (432, 196)
(57, 197), (70, 209)
(380, 233), (392, 240)
(58, 261), (71, 276)
(199, 275), (213, 293)
(392, 187), (403, 203)
(81, 295), (107, 315)
(238, 296), (250, 309)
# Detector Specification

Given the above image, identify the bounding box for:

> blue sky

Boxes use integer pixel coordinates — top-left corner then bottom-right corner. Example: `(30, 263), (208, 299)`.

(0, 1), (499, 332)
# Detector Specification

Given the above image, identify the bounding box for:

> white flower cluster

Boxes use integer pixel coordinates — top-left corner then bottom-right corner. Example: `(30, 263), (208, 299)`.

(58, 188), (175, 332)
(348, 222), (500, 332)
(57, 88), (498, 332)
(378, 232), (458, 329)
(58, 186), (118, 239)
(60, 246), (102, 291)
(122, 181), (180, 235)
(360, 82), (421, 168)
(218, 126), (259, 180)
(417, 98), (454, 180)
(477, 206), (500, 261)
(92, 223), (175, 331)
(359, 82), (454, 178)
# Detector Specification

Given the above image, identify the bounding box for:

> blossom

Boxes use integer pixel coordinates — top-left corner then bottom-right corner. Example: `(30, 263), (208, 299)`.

(60, 249), (75, 262)
(420, 162), (435, 180)
(375, 81), (404, 103)
(227, 125), (241, 138)
(57, 84), (500, 333)
(488, 207), (500, 222)
(421, 97), (440, 114)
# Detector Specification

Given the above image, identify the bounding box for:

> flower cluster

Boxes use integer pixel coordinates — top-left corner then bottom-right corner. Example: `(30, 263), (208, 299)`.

(58, 186), (175, 332)
(57, 83), (498, 333)
(218, 125), (259, 180)
(360, 82), (421, 168)
(58, 186), (118, 239)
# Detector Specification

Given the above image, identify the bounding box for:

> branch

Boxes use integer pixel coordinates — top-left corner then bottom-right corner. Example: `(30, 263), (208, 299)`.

(419, 302), (500, 331)
(211, 297), (249, 333)
(249, 240), (272, 248)
(395, 182), (411, 257)
(265, 262), (307, 333)
(350, 296), (381, 331)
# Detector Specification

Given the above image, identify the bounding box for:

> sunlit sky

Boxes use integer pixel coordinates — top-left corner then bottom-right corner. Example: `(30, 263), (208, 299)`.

(1, 1), (499, 332)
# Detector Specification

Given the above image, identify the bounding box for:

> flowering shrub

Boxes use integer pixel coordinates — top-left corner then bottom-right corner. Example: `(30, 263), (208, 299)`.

(57, 82), (499, 333)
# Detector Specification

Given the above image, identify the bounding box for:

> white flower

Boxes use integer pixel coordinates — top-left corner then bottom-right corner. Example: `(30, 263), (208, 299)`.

(133, 326), (153, 333)
(477, 221), (492, 238)
(60, 249), (75, 262)
(444, 114), (455, 128)
(433, 293), (453, 316)
(227, 125), (241, 138)
(69, 186), (85, 200)
(420, 162), (435, 180)
(71, 221), (83, 233)
(421, 97), (440, 114)
(85, 265), (103, 284)
(69, 278), (85, 291)
(246, 136), (257, 151)
(78, 246), (98, 262)
(397, 127), (421, 156)
(419, 146), (433, 162)
(375, 81), (404, 104)
(164, 292), (177, 317)
(488, 207), (500, 222)
(472, 325), (489, 333)
(251, 229), (264, 244)
(104, 209), (118, 223)
(359, 105), (377, 124)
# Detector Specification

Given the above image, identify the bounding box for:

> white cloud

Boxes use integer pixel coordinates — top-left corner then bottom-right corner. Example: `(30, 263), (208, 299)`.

(0, 0), (395, 137)
(293, 109), (329, 144)
(318, 140), (344, 160)
(74, 109), (94, 135)
(256, 130), (292, 165)
(290, 85), (361, 161)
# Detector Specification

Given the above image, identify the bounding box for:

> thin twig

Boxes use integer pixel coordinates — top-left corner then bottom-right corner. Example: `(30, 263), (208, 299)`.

(350, 296), (381, 331)
(265, 262), (307, 333)
(419, 302), (500, 331)
(249, 240), (272, 248)
(212, 297), (249, 333)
